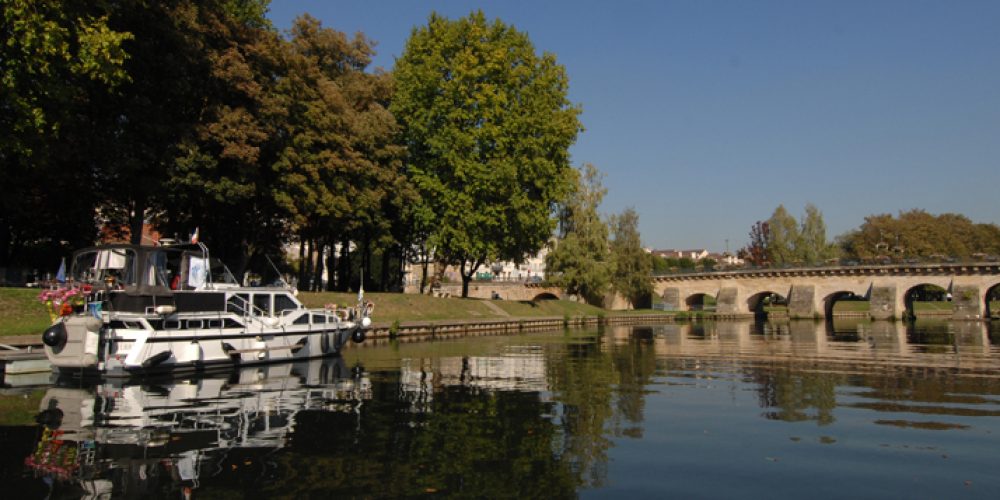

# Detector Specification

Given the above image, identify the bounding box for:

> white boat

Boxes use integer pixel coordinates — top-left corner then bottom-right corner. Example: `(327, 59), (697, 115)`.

(40, 242), (372, 377)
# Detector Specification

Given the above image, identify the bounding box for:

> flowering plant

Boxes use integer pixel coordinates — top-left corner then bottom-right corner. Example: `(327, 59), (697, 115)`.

(38, 285), (93, 321)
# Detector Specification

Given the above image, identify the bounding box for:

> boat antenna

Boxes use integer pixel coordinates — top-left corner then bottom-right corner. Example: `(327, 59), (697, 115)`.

(264, 254), (286, 287)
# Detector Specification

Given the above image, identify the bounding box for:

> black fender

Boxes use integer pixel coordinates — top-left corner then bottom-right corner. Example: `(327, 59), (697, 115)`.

(142, 351), (172, 368)
(321, 330), (331, 353)
(42, 322), (67, 348)
(351, 328), (366, 344)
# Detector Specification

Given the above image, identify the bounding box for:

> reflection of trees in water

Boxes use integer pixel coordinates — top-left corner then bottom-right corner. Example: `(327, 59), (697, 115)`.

(753, 368), (840, 425)
(545, 334), (615, 488)
(265, 378), (580, 498)
(608, 329), (659, 438)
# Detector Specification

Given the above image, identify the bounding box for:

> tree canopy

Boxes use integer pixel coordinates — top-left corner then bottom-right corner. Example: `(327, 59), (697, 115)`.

(391, 11), (581, 297)
(545, 164), (611, 305)
(609, 208), (652, 308)
(741, 204), (837, 267)
(839, 209), (1000, 261)
(0, 1), (410, 292)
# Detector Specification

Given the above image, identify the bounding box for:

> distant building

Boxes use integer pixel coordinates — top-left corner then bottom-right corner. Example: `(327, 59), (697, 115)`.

(650, 248), (744, 267)
(707, 252), (744, 266)
(651, 248), (710, 260)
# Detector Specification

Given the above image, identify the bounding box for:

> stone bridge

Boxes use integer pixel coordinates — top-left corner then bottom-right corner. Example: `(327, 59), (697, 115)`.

(655, 262), (1000, 320)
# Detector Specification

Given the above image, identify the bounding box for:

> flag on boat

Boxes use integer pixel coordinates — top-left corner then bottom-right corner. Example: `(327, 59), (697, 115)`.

(189, 227), (199, 244)
(55, 258), (66, 283)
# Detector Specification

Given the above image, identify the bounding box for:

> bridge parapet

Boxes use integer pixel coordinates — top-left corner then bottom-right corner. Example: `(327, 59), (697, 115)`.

(654, 262), (1000, 282)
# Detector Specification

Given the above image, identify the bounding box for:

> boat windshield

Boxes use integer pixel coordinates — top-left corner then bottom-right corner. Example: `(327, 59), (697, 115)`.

(153, 247), (239, 290)
(69, 244), (239, 290)
(71, 248), (139, 286)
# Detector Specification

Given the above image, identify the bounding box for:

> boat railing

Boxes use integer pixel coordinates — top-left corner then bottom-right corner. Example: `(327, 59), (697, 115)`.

(224, 294), (272, 331)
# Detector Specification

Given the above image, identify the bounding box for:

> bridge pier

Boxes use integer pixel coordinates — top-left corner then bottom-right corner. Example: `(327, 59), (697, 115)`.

(661, 288), (682, 311)
(869, 285), (902, 320)
(951, 285), (982, 320)
(787, 285), (821, 319)
(715, 287), (742, 315)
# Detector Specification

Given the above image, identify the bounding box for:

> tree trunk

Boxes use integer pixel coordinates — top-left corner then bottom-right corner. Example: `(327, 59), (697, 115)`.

(297, 232), (307, 289)
(129, 198), (146, 245)
(380, 246), (391, 292)
(419, 243), (429, 294)
(460, 258), (472, 298)
(302, 237), (313, 291)
(325, 239), (337, 291)
(313, 239), (325, 292)
(338, 237), (351, 292)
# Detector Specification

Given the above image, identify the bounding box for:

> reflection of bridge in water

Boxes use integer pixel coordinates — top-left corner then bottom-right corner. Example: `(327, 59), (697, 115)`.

(610, 320), (999, 372)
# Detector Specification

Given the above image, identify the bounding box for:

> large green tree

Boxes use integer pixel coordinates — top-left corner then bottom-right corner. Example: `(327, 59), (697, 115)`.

(799, 203), (837, 264)
(154, 1), (285, 276)
(0, 1), (132, 270)
(609, 208), (652, 308)
(392, 11), (581, 297)
(269, 14), (405, 290)
(545, 164), (611, 305)
(839, 209), (1000, 261)
(766, 204), (799, 266)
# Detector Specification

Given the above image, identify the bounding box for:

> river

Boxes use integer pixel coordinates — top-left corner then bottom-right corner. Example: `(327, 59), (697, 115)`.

(2, 318), (999, 498)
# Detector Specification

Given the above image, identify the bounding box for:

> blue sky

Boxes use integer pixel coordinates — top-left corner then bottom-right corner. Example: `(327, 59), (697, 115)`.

(267, 1), (1000, 253)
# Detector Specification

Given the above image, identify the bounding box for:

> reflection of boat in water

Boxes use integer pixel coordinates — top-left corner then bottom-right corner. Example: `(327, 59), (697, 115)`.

(25, 357), (369, 498)
(40, 243), (372, 377)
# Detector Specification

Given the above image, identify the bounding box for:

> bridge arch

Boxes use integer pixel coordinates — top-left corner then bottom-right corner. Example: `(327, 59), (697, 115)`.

(684, 293), (716, 311)
(532, 292), (559, 301)
(747, 291), (787, 317)
(903, 283), (950, 318)
(822, 291), (867, 318)
(985, 282), (1000, 319)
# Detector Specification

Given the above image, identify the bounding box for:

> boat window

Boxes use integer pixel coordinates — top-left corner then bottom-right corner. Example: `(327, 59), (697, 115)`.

(312, 314), (329, 325)
(186, 319), (204, 329)
(164, 320), (180, 330)
(207, 319), (222, 329)
(71, 248), (138, 286)
(124, 321), (143, 330)
(253, 294), (272, 316)
(293, 314), (310, 325)
(274, 294), (298, 313)
(149, 249), (184, 289)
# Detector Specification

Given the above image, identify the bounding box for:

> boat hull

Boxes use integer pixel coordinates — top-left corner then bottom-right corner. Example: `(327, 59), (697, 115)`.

(44, 315), (361, 378)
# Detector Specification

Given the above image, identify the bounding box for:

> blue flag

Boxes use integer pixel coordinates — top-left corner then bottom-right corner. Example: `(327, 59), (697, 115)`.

(55, 258), (66, 283)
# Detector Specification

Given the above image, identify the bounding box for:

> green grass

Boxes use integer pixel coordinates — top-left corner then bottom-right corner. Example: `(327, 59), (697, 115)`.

(912, 301), (952, 312)
(0, 389), (46, 426)
(833, 301), (870, 312)
(1, 288), (613, 336)
(0, 287), (51, 337)
(490, 298), (605, 318)
(298, 291), (606, 324)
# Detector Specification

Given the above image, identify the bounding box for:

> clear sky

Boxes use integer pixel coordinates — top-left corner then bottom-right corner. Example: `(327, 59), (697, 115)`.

(267, 1), (1000, 253)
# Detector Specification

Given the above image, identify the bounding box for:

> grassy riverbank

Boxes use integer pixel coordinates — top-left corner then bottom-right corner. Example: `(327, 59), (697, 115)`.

(0, 288), (51, 336)
(2, 286), (996, 337)
(0, 287), (612, 337)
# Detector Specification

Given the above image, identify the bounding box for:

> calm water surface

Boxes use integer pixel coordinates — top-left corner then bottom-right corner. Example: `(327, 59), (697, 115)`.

(3, 319), (1000, 498)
